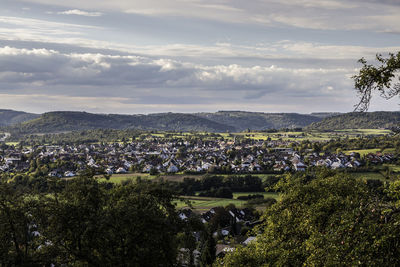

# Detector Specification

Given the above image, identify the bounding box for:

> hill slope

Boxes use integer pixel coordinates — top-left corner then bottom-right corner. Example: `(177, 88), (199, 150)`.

(6, 111), (235, 134)
(6, 110), (399, 134)
(196, 111), (322, 131)
(0, 109), (39, 126)
(6, 111), (324, 134)
(307, 111), (400, 130)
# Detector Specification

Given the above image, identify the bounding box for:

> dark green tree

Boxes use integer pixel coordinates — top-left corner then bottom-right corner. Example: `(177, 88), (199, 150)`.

(219, 173), (400, 266)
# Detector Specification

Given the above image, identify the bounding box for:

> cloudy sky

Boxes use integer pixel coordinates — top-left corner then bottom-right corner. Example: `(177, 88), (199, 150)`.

(0, 0), (400, 114)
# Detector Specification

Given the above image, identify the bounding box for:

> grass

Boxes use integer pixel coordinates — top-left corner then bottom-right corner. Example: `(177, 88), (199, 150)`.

(5, 142), (19, 146)
(96, 172), (276, 184)
(336, 129), (392, 135)
(175, 196), (246, 212)
(96, 173), (156, 184)
(176, 191), (281, 212)
(343, 149), (381, 156)
(343, 148), (395, 156)
(228, 129), (392, 143)
(383, 164), (400, 173)
(348, 172), (386, 181)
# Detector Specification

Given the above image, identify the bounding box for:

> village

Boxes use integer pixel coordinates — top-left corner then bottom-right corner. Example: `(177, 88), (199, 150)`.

(0, 135), (395, 177)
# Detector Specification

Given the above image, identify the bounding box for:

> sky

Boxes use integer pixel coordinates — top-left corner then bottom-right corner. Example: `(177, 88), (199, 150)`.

(0, 0), (400, 114)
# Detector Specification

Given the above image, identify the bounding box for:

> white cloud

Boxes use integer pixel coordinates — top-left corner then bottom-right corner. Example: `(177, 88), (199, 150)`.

(0, 46), (352, 90)
(0, 46), (358, 112)
(57, 9), (103, 17)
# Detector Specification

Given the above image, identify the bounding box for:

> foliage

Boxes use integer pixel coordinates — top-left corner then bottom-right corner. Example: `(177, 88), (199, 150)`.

(195, 111), (322, 132)
(0, 110), (332, 136)
(3, 111), (234, 134)
(199, 187), (234, 199)
(169, 175), (264, 197)
(307, 111), (400, 130)
(219, 173), (400, 266)
(0, 109), (39, 127)
(353, 52), (400, 111)
(0, 175), (185, 266)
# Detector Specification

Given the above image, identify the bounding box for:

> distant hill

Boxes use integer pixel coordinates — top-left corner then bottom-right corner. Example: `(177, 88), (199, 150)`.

(310, 112), (342, 119)
(4, 110), (400, 134)
(4, 110), (323, 134)
(0, 109), (39, 126)
(307, 111), (400, 130)
(196, 111), (322, 131)
(5, 111), (235, 134)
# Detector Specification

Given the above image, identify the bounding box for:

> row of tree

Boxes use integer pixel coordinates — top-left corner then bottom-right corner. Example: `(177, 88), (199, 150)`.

(0, 174), (214, 266)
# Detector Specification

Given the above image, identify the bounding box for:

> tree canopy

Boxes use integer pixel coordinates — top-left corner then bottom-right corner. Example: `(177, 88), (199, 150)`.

(0, 175), (185, 266)
(219, 171), (400, 266)
(353, 52), (400, 111)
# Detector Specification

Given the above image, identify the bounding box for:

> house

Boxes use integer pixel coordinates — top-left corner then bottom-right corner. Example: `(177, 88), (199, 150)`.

(331, 161), (344, 169)
(168, 164), (179, 173)
(213, 229), (230, 237)
(64, 171), (76, 177)
(48, 170), (60, 177)
(105, 168), (114, 175)
(294, 162), (306, 171)
(116, 167), (127, 174)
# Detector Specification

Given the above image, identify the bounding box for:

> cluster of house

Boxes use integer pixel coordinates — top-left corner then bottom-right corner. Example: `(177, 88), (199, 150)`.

(0, 138), (396, 176)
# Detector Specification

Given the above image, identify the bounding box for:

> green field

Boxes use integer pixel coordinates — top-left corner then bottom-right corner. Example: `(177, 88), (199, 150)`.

(96, 172), (275, 184)
(176, 196), (246, 212)
(343, 148), (395, 156)
(223, 129), (392, 143)
(334, 129), (392, 135)
(96, 173), (155, 184)
(343, 149), (381, 156)
(5, 142), (19, 146)
(348, 172), (386, 181)
(384, 164), (400, 172)
(176, 191), (280, 212)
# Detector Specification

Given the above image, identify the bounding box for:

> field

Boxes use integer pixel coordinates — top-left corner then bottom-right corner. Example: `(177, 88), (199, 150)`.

(348, 172), (386, 181)
(176, 196), (246, 212)
(96, 172), (276, 183)
(220, 129), (392, 142)
(130, 129), (393, 144)
(175, 191), (280, 212)
(5, 142), (19, 146)
(342, 148), (394, 156)
(96, 173), (155, 183)
(385, 164), (400, 172)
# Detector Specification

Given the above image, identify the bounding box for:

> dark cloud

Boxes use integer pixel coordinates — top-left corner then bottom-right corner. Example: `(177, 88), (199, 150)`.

(0, 46), (353, 105)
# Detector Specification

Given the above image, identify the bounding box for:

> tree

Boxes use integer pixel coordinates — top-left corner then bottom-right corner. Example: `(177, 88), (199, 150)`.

(219, 173), (400, 266)
(33, 176), (181, 266)
(353, 52), (400, 112)
(199, 226), (216, 266)
(0, 183), (39, 266)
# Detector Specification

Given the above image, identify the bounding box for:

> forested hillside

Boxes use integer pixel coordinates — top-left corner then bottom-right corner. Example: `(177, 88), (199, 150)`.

(307, 112), (400, 130)
(3, 110), (323, 134)
(4, 111), (235, 134)
(196, 111), (322, 131)
(3, 110), (400, 134)
(0, 109), (39, 126)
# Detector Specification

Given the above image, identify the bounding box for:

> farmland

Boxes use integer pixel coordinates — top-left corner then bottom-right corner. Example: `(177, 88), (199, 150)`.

(176, 191), (280, 212)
